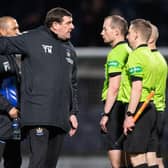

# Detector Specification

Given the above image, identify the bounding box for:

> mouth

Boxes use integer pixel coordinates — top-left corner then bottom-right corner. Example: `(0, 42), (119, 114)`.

(103, 37), (106, 41)
(67, 32), (71, 36)
(67, 31), (72, 35)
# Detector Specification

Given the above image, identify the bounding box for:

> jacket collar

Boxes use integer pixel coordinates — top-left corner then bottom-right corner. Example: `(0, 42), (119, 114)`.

(43, 25), (69, 42)
(113, 41), (126, 48)
(136, 44), (147, 49)
(151, 49), (158, 52)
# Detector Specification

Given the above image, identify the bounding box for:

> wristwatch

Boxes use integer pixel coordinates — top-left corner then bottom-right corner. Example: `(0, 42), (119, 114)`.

(126, 111), (134, 117)
(101, 112), (110, 117)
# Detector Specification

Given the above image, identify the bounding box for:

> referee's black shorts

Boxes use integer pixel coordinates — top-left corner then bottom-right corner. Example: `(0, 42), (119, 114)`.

(156, 112), (164, 157)
(102, 101), (126, 150)
(123, 102), (158, 153)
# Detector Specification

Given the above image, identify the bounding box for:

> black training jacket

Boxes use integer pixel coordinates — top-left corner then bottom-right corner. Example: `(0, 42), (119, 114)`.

(0, 26), (79, 132)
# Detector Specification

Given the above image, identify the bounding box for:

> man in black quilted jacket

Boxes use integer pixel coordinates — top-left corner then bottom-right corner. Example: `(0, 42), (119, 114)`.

(0, 7), (79, 168)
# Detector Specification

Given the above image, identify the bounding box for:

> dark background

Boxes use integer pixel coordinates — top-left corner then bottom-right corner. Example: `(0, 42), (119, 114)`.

(1, 0), (168, 164)
(1, 0), (168, 46)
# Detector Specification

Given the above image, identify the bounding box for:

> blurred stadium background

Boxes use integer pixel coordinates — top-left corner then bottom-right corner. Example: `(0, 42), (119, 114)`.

(0, 0), (168, 167)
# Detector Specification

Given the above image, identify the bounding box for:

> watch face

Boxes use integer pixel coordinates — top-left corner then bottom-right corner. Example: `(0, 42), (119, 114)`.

(127, 111), (133, 116)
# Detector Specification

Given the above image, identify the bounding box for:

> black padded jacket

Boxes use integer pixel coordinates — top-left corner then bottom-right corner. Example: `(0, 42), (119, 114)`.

(0, 26), (79, 132)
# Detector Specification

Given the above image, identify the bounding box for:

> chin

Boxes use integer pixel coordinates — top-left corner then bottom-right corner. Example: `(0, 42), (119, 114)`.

(62, 36), (70, 40)
(104, 40), (109, 44)
(64, 35), (70, 40)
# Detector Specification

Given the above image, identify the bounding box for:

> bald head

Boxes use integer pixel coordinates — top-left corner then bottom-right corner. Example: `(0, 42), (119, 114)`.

(149, 23), (159, 43)
(148, 23), (159, 49)
(0, 16), (20, 37)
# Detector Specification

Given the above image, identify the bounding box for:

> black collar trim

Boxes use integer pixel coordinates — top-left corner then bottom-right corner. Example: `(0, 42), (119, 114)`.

(44, 25), (68, 42)
(113, 41), (126, 48)
(151, 49), (158, 52)
(136, 44), (147, 49)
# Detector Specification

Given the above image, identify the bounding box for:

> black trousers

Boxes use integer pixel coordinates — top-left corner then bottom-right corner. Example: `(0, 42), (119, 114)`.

(0, 140), (21, 168)
(27, 127), (65, 168)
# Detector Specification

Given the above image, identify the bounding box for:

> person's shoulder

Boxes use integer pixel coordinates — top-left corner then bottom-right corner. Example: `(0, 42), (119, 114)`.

(132, 46), (148, 56)
(116, 42), (132, 55)
(22, 26), (45, 35)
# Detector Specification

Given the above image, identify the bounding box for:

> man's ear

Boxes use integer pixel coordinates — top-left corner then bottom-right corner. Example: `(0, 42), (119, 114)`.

(51, 21), (59, 31)
(134, 31), (138, 40)
(148, 37), (154, 44)
(114, 27), (120, 36)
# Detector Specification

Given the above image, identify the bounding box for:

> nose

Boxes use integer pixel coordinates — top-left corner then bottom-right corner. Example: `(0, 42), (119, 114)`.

(126, 34), (128, 39)
(100, 30), (104, 36)
(71, 23), (75, 30)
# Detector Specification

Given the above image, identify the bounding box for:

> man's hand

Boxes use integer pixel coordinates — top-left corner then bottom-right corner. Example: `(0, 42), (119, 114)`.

(100, 116), (109, 133)
(8, 107), (19, 119)
(69, 114), (78, 137)
(123, 116), (135, 135)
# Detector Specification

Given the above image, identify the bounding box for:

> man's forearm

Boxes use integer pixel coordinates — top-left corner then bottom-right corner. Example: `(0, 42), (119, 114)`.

(127, 80), (142, 114)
